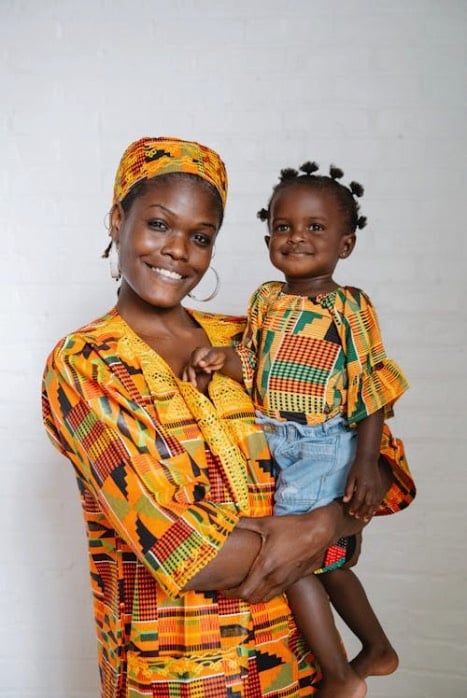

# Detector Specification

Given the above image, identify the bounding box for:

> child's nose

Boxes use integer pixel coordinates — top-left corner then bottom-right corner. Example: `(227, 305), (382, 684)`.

(288, 225), (306, 242)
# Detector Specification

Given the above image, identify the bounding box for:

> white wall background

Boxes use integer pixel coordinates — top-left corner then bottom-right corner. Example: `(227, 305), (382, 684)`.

(1, 1), (466, 696)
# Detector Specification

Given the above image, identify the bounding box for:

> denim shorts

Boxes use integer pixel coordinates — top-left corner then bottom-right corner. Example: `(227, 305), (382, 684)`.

(256, 412), (357, 516)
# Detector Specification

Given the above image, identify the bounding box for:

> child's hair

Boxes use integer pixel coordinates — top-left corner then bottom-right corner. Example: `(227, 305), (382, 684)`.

(257, 161), (367, 232)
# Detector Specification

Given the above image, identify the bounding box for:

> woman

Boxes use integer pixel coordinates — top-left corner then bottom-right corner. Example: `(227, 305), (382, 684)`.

(42, 136), (415, 698)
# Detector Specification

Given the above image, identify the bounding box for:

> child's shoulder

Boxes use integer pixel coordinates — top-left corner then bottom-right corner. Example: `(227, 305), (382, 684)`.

(256, 280), (283, 293)
(188, 308), (247, 344)
(248, 280), (283, 302)
(337, 285), (375, 310)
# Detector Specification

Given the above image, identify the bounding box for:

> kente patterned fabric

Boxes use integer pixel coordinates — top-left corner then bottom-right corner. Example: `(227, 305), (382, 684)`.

(42, 309), (415, 697)
(235, 283), (409, 427)
(113, 136), (228, 207)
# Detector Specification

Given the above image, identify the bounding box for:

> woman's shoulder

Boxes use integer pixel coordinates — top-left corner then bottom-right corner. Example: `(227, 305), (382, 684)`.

(188, 308), (247, 344)
(46, 307), (122, 361)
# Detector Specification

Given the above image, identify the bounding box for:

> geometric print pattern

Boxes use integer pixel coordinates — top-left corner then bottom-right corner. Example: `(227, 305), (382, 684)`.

(236, 283), (409, 427)
(42, 306), (415, 697)
(112, 136), (228, 208)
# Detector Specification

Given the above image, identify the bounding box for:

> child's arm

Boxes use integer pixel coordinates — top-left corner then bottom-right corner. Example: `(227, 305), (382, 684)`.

(343, 407), (385, 520)
(183, 346), (244, 387)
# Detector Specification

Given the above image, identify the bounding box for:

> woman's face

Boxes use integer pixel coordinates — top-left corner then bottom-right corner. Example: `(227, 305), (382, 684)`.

(111, 177), (221, 310)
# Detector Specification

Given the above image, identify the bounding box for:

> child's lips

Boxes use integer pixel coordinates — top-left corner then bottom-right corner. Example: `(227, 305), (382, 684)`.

(283, 248), (312, 256)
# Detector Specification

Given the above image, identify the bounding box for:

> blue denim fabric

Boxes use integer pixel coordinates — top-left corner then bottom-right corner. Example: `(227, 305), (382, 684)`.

(256, 412), (357, 516)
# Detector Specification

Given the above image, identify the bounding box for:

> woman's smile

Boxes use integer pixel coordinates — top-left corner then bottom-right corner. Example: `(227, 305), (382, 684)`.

(111, 177), (221, 313)
(145, 264), (185, 281)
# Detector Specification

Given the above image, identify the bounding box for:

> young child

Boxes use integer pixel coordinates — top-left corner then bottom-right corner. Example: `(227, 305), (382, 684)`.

(184, 161), (409, 698)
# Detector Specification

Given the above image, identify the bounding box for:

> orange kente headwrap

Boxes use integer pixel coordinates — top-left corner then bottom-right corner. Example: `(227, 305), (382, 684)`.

(113, 136), (228, 208)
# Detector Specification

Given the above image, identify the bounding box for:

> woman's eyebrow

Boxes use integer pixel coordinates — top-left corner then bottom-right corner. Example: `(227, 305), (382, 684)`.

(146, 204), (217, 230)
(146, 203), (172, 214)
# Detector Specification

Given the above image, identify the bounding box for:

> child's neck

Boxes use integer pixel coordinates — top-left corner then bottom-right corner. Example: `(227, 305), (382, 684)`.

(282, 277), (340, 297)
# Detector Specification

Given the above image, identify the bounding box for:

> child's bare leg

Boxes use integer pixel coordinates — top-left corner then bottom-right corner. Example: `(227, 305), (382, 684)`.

(320, 568), (399, 679)
(287, 575), (366, 698)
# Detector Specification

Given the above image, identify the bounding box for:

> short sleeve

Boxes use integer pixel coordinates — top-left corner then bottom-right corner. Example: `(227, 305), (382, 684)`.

(340, 288), (409, 425)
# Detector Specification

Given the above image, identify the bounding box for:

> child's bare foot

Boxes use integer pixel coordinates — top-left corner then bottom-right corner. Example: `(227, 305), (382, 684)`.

(318, 672), (367, 698)
(351, 643), (399, 679)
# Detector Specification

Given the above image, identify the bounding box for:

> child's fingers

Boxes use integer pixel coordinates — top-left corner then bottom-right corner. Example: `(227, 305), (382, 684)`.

(182, 365), (200, 387)
(343, 476), (356, 503)
(350, 491), (379, 520)
(190, 347), (211, 367)
(348, 487), (370, 517)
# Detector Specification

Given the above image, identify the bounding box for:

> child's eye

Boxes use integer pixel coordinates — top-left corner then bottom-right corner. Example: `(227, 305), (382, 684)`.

(273, 223), (290, 233)
(309, 223), (324, 232)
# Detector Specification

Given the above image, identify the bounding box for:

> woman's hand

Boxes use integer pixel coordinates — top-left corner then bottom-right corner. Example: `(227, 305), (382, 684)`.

(222, 503), (351, 603)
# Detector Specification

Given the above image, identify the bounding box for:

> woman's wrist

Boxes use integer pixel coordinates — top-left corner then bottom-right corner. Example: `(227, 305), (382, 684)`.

(302, 500), (363, 548)
(302, 501), (345, 548)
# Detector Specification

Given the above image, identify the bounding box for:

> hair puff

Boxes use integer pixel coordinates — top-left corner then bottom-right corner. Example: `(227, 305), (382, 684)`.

(279, 167), (299, 182)
(329, 165), (344, 180)
(299, 161), (320, 176)
(349, 181), (365, 198)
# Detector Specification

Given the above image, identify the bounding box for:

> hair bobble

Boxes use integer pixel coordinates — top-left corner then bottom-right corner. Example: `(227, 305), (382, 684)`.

(258, 159), (367, 232)
(349, 181), (365, 198)
(329, 165), (344, 180)
(279, 167), (299, 182)
(299, 161), (320, 176)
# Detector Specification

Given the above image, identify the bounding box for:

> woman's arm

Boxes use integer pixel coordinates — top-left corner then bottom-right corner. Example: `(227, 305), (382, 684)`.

(185, 501), (368, 601)
(220, 502), (367, 604)
(42, 340), (248, 598)
(183, 525), (262, 591)
(189, 455), (393, 604)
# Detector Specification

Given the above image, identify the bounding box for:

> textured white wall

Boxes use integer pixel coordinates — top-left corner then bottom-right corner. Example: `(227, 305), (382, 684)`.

(1, 1), (466, 696)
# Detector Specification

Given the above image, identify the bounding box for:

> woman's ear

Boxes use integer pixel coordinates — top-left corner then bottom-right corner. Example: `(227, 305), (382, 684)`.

(109, 203), (124, 243)
(264, 235), (271, 249)
(339, 232), (356, 259)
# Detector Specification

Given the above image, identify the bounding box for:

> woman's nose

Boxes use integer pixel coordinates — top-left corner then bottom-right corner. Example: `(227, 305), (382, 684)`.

(160, 231), (189, 259)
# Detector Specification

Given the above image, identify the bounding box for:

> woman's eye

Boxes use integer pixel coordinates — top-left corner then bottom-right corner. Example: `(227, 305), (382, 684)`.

(192, 233), (212, 247)
(148, 219), (168, 231)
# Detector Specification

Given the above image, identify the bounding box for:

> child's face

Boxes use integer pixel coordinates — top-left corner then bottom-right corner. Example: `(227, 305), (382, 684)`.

(265, 183), (356, 293)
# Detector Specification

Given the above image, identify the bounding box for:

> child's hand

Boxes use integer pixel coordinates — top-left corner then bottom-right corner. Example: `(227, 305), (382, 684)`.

(343, 458), (383, 521)
(182, 347), (227, 388)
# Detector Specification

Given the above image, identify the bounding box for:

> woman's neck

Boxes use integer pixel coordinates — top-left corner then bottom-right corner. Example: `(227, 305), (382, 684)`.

(116, 289), (211, 384)
(116, 287), (194, 341)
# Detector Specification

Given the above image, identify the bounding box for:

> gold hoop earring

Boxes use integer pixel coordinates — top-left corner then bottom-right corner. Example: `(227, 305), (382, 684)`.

(188, 266), (220, 302)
